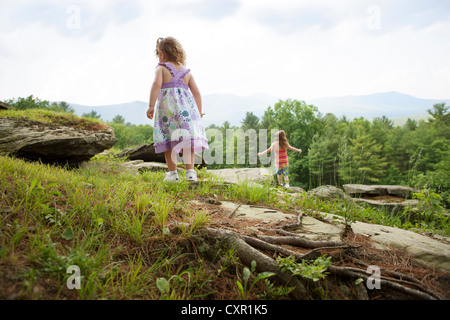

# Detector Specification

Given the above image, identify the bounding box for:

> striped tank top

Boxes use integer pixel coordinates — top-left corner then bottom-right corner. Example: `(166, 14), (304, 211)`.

(275, 148), (288, 168)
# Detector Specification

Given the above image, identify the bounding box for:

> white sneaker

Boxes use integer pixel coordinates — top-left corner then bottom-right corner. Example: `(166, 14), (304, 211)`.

(164, 171), (179, 182)
(284, 183), (290, 188)
(186, 169), (197, 182)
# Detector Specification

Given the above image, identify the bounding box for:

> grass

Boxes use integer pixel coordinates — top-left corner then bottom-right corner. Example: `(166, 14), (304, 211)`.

(1, 149), (448, 300)
(1, 109), (108, 131)
(0, 154), (285, 300)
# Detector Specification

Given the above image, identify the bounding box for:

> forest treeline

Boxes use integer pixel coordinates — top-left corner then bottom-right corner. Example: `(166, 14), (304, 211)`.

(212, 100), (450, 204)
(5, 95), (449, 205)
(208, 99), (449, 205)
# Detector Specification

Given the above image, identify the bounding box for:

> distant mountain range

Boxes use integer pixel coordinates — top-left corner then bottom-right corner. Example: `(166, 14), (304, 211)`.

(68, 91), (449, 127)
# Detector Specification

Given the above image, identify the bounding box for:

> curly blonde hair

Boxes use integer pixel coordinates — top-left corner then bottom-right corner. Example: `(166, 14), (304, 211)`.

(155, 37), (187, 65)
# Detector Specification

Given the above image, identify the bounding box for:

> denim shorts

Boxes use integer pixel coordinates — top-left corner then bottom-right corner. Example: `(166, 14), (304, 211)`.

(276, 167), (289, 176)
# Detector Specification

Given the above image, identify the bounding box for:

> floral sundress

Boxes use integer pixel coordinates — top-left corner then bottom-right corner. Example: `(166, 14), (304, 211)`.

(153, 62), (208, 154)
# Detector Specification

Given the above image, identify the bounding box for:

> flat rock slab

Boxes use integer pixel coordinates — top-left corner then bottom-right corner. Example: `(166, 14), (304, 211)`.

(219, 201), (296, 223)
(343, 184), (419, 198)
(121, 160), (171, 173)
(318, 212), (450, 271)
(353, 198), (420, 213)
(351, 221), (450, 271)
(199, 196), (450, 271)
(298, 216), (344, 243)
(208, 168), (272, 184)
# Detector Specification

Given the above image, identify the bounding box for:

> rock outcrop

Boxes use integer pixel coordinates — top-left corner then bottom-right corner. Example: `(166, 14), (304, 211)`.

(307, 185), (354, 203)
(116, 143), (207, 169)
(0, 102), (14, 110)
(116, 143), (165, 162)
(343, 184), (420, 212)
(208, 167), (272, 184)
(193, 196), (450, 271)
(0, 117), (117, 165)
(343, 184), (419, 198)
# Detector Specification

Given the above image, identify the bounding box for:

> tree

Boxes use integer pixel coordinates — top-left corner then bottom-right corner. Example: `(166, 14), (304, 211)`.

(307, 114), (345, 187)
(49, 101), (75, 113)
(112, 115), (126, 124)
(348, 130), (388, 183)
(241, 112), (260, 131)
(82, 110), (101, 120)
(308, 135), (339, 187)
(427, 103), (448, 122)
(6, 95), (50, 110)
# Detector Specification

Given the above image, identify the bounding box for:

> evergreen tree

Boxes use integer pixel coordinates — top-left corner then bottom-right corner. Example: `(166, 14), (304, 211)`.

(112, 115), (126, 124)
(349, 131), (388, 183)
(82, 110), (101, 120)
(241, 112), (260, 131)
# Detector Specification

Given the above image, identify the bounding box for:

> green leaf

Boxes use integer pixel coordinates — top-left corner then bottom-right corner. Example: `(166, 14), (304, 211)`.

(156, 277), (170, 294)
(29, 177), (38, 193)
(254, 272), (276, 283)
(355, 278), (364, 285)
(46, 182), (58, 189)
(251, 260), (257, 272)
(243, 267), (251, 283)
(236, 280), (244, 295)
(62, 228), (74, 240)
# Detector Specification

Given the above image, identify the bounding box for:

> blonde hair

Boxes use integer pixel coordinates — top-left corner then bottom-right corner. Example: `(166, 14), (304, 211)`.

(155, 37), (187, 65)
(276, 130), (288, 149)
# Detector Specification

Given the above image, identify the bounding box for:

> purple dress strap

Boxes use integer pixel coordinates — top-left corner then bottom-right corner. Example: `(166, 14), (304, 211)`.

(158, 62), (177, 76)
(172, 68), (191, 82)
(157, 62), (190, 90)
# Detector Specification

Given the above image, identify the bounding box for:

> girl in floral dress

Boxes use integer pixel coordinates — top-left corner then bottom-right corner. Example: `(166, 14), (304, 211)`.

(147, 37), (208, 182)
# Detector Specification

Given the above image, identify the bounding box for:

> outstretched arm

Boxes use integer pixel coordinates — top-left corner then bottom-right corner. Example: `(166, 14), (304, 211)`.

(258, 142), (275, 157)
(287, 144), (302, 154)
(147, 67), (163, 119)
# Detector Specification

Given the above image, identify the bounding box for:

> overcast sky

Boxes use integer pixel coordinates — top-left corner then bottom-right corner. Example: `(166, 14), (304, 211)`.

(0, 0), (449, 106)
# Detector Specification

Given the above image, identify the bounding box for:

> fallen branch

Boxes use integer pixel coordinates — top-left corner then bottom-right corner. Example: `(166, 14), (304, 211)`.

(242, 235), (321, 261)
(243, 235), (358, 261)
(228, 204), (242, 219)
(256, 233), (346, 249)
(282, 211), (304, 231)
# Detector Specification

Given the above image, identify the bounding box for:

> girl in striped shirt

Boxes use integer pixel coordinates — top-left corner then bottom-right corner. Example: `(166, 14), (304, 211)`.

(257, 130), (302, 188)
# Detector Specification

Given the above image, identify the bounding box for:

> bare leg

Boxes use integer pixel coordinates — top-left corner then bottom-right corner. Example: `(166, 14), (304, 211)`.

(164, 150), (177, 172)
(277, 175), (283, 185)
(183, 147), (195, 170)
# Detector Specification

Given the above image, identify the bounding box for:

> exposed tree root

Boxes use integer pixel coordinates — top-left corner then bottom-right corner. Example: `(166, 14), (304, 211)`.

(203, 227), (308, 299)
(172, 206), (447, 301)
(328, 266), (438, 300)
(255, 233), (346, 248)
(197, 225), (446, 300)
